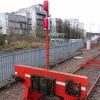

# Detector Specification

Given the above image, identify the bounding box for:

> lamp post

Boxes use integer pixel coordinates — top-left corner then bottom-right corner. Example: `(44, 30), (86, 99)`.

(90, 23), (95, 39)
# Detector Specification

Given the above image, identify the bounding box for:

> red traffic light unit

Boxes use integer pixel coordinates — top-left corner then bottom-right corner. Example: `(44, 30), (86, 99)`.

(43, 18), (48, 28)
(43, 0), (49, 12)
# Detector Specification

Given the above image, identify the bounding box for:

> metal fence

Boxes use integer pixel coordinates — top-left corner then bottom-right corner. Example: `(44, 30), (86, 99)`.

(0, 39), (83, 81)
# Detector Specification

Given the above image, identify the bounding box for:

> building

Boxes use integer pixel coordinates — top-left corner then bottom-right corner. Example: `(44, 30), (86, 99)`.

(0, 21), (2, 34)
(50, 18), (62, 33)
(0, 4), (46, 35)
(16, 4), (46, 35)
(68, 19), (79, 28)
(68, 19), (84, 31)
(0, 12), (32, 35)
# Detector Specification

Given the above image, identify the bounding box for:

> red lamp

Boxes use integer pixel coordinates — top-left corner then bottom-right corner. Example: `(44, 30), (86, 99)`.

(43, 17), (48, 28)
(43, 0), (49, 12)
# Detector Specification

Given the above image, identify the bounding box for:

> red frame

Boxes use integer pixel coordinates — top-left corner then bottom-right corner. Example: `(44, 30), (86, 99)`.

(81, 59), (100, 70)
(15, 65), (89, 100)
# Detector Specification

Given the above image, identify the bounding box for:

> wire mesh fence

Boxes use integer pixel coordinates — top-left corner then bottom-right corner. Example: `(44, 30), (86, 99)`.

(0, 39), (83, 82)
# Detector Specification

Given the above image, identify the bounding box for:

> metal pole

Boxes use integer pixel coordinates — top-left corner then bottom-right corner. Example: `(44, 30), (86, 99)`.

(45, 27), (49, 70)
(44, 0), (49, 70)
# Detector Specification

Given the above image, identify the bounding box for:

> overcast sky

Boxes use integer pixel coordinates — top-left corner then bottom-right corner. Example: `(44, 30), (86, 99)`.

(0, 0), (100, 32)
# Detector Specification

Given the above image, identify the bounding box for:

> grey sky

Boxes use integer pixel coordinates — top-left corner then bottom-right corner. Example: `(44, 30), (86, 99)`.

(0, 0), (100, 32)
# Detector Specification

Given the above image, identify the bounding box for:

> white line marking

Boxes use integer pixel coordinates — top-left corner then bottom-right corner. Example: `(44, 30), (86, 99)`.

(81, 87), (86, 91)
(15, 72), (18, 75)
(25, 74), (31, 78)
(56, 81), (65, 86)
(56, 81), (86, 91)
(74, 56), (83, 59)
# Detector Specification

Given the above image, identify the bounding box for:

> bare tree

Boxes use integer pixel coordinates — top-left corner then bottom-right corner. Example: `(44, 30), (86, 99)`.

(62, 20), (70, 39)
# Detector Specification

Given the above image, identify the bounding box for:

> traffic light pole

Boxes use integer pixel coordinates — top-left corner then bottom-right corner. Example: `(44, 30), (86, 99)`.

(45, 25), (49, 70)
(43, 0), (49, 70)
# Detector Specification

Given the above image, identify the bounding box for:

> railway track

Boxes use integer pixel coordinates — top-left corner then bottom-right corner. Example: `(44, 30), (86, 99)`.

(72, 53), (100, 100)
(86, 75), (100, 100)
(88, 77), (100, 100)
(86, 54), (100, 100)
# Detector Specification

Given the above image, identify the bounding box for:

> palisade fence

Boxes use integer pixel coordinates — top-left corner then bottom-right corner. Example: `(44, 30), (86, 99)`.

(0, 39), (83, 82)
